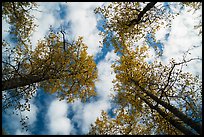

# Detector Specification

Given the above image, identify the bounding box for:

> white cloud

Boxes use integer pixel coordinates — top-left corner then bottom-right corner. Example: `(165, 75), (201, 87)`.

(144, 46), (157, 63)
(168, 2), (184, 14)
(82, 100), (111, 133)
(47, 99), (72, 135)
(30, 2), (105, 56)
(30, 2), (62, 50)
(71, 99), (111, 134)
(2, 18), (10, 40)
(154, 22), (170, 43)
(70, 50), (118, 134)
(154, 4), (202, 78)
(66, 2), (104, 57)
(96, 50), (119, 99)
(15, 129), (30, 135)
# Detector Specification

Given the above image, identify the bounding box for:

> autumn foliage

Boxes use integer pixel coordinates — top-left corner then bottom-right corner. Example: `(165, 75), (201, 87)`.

(89, 2), (202, 135)
(2, 2), (202, 135)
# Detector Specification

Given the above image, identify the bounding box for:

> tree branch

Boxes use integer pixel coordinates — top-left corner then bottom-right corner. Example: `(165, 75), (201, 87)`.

(127, 2), (157, 27)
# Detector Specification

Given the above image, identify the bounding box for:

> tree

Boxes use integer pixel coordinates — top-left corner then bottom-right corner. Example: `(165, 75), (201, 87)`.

(2, 2), (98, 132)
(89, 2), (202, 135)
(2, 32), (98, 99)
(89, 45), (202, 135)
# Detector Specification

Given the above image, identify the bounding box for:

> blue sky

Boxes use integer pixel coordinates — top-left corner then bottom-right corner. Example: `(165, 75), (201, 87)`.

(2, 2), (202, 135)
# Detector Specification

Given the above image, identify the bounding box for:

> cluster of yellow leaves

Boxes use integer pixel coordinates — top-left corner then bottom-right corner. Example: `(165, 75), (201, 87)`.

(88, 108), (154, 135)
(112, 45), (152, 99)
(32, 33), (98, 103)
(2, 2), (37, 44)
(94, 2), (175, 46)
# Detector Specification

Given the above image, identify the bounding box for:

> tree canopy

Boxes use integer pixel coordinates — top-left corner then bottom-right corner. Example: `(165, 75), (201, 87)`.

(89, 2), (202, 135)
(2, 2), (202, 135)
(2, 2), (98, 132)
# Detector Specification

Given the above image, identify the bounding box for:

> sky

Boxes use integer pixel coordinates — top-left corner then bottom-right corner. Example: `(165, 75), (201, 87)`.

(2, 2), (202, 135)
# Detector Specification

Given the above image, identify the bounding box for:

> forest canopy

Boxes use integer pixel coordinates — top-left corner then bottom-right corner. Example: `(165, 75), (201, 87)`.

(2, 2), (202, 135)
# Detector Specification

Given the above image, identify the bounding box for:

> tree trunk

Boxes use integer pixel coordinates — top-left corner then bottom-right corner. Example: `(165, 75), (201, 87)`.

(136, 82), (202, 135)
(127, 2), (157, 26)
(2, 74), (49, 91)
(140, 96), (197, 135)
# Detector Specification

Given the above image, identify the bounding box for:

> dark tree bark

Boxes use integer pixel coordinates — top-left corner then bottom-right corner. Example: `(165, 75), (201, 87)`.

(127, 2), (157, 27)
(140, 96), (198, 135)
(143, 88), (202, 135)
(2, 74), (50, 91)
(131, 79), (202, 135)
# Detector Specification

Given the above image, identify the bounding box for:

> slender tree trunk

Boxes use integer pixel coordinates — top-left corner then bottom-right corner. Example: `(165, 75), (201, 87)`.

(140, 96), (198, 135)
(142, 87), (202, 135)
(127, 2), (157, 26)
(131, 79), (202, 135)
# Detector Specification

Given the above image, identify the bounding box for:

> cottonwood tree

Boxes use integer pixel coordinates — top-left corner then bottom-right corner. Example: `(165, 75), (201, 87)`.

(89, 2), (202, 135)
(2, 2), (98, 132)
(89, 45), (202, 135)
(2, 32), (98, 101)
